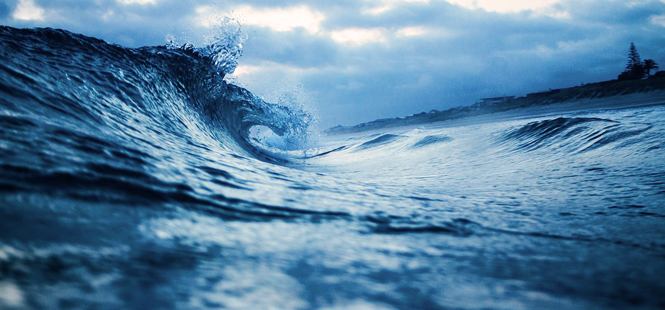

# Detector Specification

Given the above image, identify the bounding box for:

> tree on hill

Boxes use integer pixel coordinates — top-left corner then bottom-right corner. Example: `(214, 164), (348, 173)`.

(618, 42), (646, 80)
(626, 42), (642, 71)
(643, 59), (659, 77)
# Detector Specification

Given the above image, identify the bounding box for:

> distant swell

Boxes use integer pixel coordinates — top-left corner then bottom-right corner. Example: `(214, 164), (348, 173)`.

(355, 134), (402, 150)
(501, 117), (653, 153)
(413, 135), (452, 148)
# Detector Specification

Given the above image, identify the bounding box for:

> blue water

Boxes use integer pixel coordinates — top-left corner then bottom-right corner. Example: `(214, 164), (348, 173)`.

(1, 26), (665, 310)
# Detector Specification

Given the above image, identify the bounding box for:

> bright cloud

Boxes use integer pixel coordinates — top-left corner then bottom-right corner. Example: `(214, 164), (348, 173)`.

(444, 0), (561, 13)
(229, 63), (324, 79)
(12, 0), (44, 21)
(366, 0), (567, 18)
(394, 26), (456, 39)
(364, 0), (430, 15)
(118, 0), (157, 4)
(232, 5), (325, 33)
(651, 14), (665, 26)
(396, 26), (428, 37)
(230, 65), (263, 77)
(331, 28), (387, 44)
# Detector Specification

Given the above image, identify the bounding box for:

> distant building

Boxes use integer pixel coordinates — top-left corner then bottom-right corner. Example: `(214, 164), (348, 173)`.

(477, 96), (515, 105)
(526, 89), (561, 98)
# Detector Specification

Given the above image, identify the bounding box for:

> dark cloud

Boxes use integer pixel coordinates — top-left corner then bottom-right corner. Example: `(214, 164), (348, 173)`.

(0, 1), (12, 20)
(566, 0), (665, 26)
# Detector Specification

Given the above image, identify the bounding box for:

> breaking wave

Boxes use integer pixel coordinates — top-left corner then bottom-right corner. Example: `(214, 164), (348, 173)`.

(0, 26), (313, 165)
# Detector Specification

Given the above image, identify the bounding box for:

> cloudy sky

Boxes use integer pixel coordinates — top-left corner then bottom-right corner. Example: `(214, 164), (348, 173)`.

(2, 0), (665, 127)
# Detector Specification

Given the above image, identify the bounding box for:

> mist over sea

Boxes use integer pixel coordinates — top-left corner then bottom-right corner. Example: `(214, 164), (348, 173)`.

(1, 26), (665, 310)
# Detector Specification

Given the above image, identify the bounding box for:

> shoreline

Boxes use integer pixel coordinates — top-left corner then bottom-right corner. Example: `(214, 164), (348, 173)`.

(325, 76), (665, 135)
(323, 92), (665, 137)
(426, 91), (665, 130)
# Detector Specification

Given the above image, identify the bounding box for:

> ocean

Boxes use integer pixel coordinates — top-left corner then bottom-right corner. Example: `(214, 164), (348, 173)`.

(1, 26), (664, 310)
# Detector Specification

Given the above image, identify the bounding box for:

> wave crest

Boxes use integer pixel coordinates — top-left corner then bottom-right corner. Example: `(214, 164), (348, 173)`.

(0, 25), (313, 163)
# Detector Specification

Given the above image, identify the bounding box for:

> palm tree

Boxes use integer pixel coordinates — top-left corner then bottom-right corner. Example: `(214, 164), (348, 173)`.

(643, 59), (659, 77)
